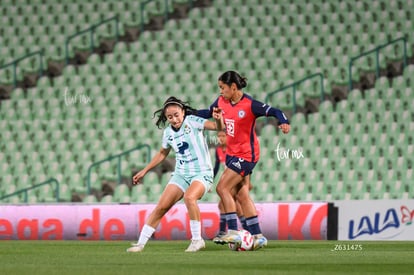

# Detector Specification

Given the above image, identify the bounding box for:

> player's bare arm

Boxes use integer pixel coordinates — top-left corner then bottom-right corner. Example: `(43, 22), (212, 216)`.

(132, 147), (171, 184)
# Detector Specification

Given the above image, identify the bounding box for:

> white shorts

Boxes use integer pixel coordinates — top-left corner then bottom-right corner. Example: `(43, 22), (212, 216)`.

(168, 172), (213, 197)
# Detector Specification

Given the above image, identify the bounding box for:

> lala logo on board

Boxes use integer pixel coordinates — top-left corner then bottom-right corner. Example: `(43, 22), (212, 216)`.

(348, 205), (413, 240)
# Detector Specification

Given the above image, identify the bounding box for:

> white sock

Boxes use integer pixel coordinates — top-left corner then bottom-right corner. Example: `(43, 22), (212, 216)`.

(137, 224), (156, 246)
(190, 220), (202, 240)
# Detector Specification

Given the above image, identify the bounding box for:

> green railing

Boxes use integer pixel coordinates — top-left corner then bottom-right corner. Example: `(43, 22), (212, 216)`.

(0, 49), (44, 87)
(265, 73), (325, 114)
(86, 144), (151, 194)
(65, 15), (120, 64)
(348, 36), (408, 90)
(0, 178), (59, 203)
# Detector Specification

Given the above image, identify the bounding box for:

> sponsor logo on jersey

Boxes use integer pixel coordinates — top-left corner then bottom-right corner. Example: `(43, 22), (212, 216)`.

(225, 119), (235, 137)
(177, 141), (189, 154)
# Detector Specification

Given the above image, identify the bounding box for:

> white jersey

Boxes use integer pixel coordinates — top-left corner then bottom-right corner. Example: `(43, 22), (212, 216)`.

(162, 115), (213, 176)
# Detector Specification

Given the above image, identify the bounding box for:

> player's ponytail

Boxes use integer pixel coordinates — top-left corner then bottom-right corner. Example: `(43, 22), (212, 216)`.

(218, 71), (247, 90)
(153, 96), (197, 129)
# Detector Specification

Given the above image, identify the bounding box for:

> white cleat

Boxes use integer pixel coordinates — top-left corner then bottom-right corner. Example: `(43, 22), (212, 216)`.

(185, 239), (206, 252)
(126, 243), (145, 253)
(213, 231), (227, 245)
(220, 230), (241, 244)
(253, 235), (268, 251)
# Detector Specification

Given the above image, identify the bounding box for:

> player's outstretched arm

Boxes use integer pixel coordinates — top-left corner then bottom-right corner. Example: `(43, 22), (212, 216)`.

(132, 147), (170, 185)
(204, 107), (224, 131)
(195, 108), (212, 119)
(251, 99), (290, 134)
(278, 123), (290, 134)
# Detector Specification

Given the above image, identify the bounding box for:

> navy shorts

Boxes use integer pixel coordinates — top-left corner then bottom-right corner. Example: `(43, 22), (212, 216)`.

(225, 155), (257, 177)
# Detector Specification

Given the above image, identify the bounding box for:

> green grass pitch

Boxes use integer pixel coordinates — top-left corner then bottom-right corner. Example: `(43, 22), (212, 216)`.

(1, 240), (413, 275)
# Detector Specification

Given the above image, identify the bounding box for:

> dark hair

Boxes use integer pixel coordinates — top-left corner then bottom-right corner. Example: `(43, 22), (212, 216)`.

(218, 71), (247, 90)
(153, 96), (196, 129)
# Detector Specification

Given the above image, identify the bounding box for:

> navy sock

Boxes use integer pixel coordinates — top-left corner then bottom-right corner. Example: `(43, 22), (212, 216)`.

(219, 214), (226, 233)
(238, 216), (249, 231)
(226, 212), (238, 231)
(246, 216), (261, 235)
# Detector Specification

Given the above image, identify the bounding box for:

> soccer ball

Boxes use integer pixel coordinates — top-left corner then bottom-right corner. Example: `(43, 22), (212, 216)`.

(228, 230), (254, 251)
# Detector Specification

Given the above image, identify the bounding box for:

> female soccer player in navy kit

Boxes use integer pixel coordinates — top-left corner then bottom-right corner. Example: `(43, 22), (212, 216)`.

(198, 71), (290, 250)
(213, 130), (251, 243)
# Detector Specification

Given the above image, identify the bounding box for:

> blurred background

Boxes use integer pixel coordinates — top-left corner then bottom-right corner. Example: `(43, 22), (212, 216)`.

(0, 0), (412, 204)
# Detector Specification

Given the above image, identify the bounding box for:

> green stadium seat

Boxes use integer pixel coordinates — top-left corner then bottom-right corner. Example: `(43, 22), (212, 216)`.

(113, 184), (130, 202)
(67, 172), (85, 193)
(289, 180), (307, 201)
(83, 195), (98, 203)
(130, 183), (144, 202)
(387, 179), (405, 199)
(56, 183), (71, 202)
(101, 194), (113, 203)
(327, 180), (345, 200)
(310, 180), (326, 201)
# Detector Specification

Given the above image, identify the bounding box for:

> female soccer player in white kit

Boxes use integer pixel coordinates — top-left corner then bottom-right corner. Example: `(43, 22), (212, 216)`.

(127, 96), (223, 253)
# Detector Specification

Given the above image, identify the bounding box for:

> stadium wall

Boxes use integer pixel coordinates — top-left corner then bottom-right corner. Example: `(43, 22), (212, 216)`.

(0, 202), (328, 241)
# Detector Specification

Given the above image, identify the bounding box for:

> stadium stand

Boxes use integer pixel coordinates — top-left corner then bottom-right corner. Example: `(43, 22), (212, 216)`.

(0, 0), (413, 203)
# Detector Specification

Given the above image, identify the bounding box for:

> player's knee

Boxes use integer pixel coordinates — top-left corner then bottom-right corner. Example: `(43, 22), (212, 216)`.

(183, 193), (197, 205)
(216, 184), (227, 197)
(237, 190), (250, 202)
